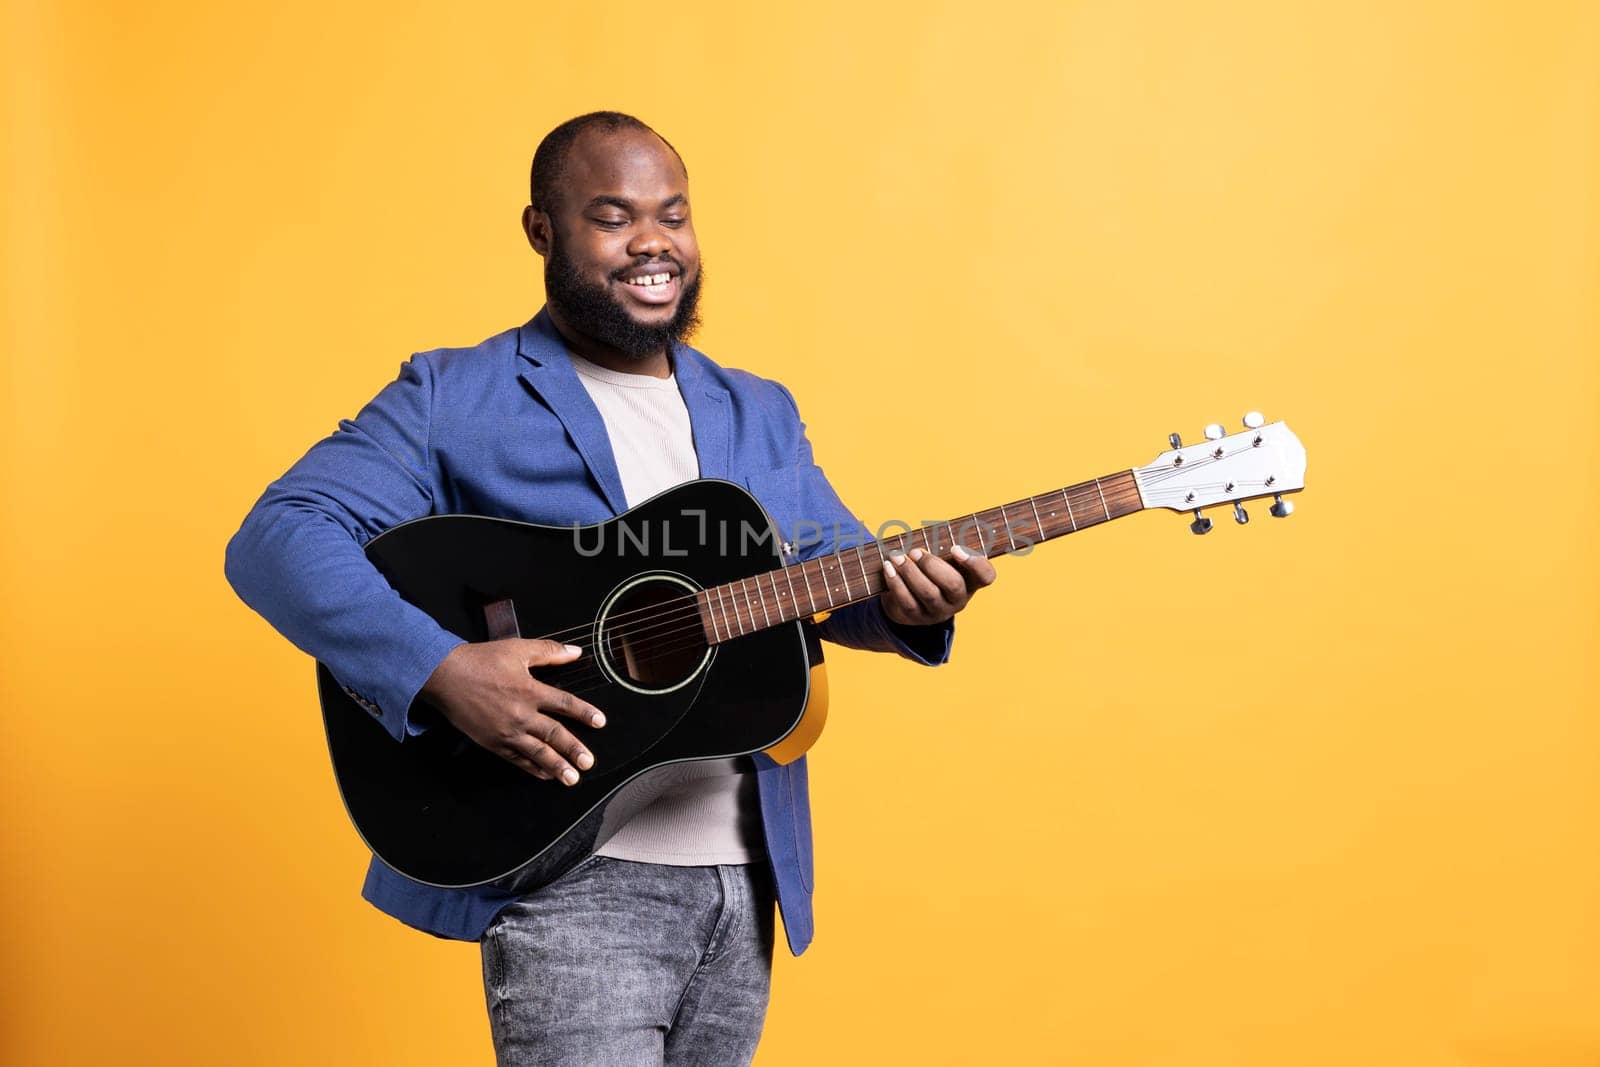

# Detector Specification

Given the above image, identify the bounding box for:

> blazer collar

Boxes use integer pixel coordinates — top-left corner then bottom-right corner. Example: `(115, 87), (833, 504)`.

(515, 308), (731, 514)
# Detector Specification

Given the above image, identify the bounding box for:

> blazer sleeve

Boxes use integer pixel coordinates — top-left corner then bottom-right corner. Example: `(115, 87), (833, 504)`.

(773, 383), (955, 666)
(223, 355), (465, 741)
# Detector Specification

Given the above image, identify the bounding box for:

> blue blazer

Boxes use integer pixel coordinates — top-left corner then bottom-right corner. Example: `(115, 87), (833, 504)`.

(224, 309), (952, 955)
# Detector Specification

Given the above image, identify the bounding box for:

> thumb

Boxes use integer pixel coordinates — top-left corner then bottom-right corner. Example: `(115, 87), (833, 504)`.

(518, 638), (584, 666)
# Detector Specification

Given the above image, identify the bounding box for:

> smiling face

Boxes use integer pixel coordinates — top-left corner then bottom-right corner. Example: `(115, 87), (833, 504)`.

(523, 125), (702, 367)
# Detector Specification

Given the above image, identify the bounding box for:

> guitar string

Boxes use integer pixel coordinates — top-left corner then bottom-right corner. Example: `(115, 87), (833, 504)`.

(1137, 440), (1268, 486)
(514, 542), (970, 699)
(493, 486), (1142, 658)
(543, 535), (1025, 699)
(388, 484), (1143, 710)
(406, 489), (1158, 703)
(501, 478), (1142, 649)
(486, 486), (1145, 664)
(398, 461), (1263, 708)
(510, 495), (1067, 647)
(502, 493), (1148, 698)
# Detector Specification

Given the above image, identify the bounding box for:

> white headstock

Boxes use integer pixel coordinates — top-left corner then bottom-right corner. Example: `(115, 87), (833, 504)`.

(1133, 414), (1306, 531)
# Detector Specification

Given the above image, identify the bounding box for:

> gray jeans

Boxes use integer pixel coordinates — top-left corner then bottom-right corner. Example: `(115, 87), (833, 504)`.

(480, 855), (776, 1066)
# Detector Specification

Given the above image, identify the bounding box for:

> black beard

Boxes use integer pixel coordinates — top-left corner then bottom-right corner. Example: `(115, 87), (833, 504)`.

(544, 235), (703, 359)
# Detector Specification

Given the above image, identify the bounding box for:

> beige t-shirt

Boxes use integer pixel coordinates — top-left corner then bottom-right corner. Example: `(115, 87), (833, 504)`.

(571, 354), (764, 865)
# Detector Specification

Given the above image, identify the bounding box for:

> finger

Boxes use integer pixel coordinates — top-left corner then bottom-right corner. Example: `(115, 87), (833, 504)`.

(894, 549), (945, 607)
(879, 555), (923, 620)
(504, 733), (573, 782)
(518, 638), (584, 667)
(528, 710), (596, 774)
(534, 682), (607, 729)
(913, 551), (970, 605)
(950, 544), (997, 589)
(504, 750), (554, 780)
(514, 716), (592, 784)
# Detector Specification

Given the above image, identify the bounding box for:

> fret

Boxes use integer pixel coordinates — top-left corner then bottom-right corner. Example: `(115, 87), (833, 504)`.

(820, 555), (845, 607)
(704, 591), (722, 643)
(832, 554), (849, 603)
(853, 545), (872, 596)
(1061, 489), (1077, 531)
(800, 560), (820, 615)
(766, 570), (786, 624)
(1027, 495), (1045, 540)
(999, 505), (1020, 552)
(717, 585), (738, 637)
(747, 576), (770, 629)
(781, 563), (802, 622)
(1094, 477), (1111, 521)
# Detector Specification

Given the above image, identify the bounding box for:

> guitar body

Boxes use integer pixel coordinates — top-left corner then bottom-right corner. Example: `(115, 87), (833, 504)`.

(317, 479), (821, 890)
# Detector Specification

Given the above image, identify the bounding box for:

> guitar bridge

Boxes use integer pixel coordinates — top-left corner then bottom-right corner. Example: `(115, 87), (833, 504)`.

(483, 598), (521, 641)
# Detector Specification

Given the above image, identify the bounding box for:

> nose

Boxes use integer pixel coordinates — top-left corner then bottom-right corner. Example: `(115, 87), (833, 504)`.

(627, 224), (671, 259)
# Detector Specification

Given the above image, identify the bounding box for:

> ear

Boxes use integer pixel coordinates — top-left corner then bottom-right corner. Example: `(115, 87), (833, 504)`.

(522, 205), (552, 257)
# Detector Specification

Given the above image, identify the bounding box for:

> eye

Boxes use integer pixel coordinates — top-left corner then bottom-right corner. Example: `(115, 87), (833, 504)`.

(661, 216), (688, 228)
(592, 217), (628, 230)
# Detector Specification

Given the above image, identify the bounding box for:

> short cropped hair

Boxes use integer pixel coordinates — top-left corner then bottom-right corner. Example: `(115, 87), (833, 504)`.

(529, 111), (686, 214)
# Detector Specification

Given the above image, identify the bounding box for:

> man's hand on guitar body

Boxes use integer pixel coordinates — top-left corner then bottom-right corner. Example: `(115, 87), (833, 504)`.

(879, 545), (997, 627)
(414, 548), (992, 785)
(421, 639), (605, 785)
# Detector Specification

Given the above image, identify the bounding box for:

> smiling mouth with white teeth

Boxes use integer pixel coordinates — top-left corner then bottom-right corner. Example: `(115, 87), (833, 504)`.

(617, 267), (681, 306)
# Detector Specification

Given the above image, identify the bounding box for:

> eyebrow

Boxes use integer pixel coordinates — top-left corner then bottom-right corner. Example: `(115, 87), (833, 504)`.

(584, 194), (688, 212)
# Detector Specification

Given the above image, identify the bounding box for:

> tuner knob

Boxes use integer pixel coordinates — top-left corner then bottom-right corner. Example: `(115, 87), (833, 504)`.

(1270, 494), (1295, 518)
(1233, 502), (1250, 524)
(1242, 411), (1265, 429)
(1169, 432), (1183, 449)
(1203, 423), (1226, 441)
(1190, 510), (1213, 535)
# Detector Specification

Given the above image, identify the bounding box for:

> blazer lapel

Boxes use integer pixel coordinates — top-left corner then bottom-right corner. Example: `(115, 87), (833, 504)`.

(672, 345), (732, 482)
(515, 311), (629, 515)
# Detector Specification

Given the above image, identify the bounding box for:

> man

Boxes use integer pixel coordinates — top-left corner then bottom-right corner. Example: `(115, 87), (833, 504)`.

(225, 111), (995, 1066)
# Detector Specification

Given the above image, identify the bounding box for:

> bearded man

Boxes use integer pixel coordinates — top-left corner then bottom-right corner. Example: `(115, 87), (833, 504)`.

(225, 111), (995, 1066)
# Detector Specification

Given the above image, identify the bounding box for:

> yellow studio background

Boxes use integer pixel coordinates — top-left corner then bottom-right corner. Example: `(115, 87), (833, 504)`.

(3, 2), (1596, 1064)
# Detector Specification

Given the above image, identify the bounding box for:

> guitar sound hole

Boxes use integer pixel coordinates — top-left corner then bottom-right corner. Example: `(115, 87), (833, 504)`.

(598, 574), (712, 693)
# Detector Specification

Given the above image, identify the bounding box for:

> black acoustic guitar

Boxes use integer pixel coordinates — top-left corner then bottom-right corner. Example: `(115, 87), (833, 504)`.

(318, 416), (1306, 890)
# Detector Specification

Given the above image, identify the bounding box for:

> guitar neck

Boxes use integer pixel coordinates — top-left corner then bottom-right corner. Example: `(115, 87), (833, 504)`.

(696, 470), (1143, 645)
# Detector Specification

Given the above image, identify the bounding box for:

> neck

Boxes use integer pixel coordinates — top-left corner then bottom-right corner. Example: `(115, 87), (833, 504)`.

(545, 305), (672, 378)
(695, 470), (1146, 645)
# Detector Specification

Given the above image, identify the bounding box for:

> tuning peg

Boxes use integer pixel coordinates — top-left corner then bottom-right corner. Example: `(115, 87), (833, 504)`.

(1233, 502), (1249, 524)
(1242, 411), (1265, 429)
(1169, 432), (1183, 449)
(1190, 510), (1213, 535)
(1269, 494), (1294, 518)
(1203, 423), (1226, 441)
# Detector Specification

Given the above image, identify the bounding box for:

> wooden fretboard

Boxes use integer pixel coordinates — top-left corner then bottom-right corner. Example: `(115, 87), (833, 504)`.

(696, 470), (1142, 643)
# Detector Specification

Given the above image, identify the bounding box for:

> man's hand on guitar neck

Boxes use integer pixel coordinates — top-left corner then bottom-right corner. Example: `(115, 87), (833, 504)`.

(420, 639), (605, 785)
(879, 544), (997, 627)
